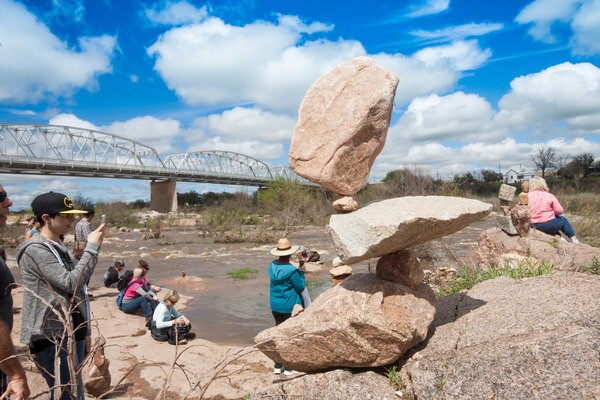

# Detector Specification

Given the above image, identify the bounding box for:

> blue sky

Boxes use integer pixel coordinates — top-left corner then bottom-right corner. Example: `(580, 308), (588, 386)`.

(1, 0), (600, 210)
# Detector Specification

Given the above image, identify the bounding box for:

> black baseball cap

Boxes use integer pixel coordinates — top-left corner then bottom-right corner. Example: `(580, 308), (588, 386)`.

(115, 260), (125, 267)
(31, 192), (87, 216)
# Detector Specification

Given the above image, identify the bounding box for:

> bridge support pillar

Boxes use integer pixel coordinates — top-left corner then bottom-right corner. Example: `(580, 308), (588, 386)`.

(150, 180), (178, 213)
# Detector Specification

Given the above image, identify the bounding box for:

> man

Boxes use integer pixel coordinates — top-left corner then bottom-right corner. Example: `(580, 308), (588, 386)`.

(16, 192), (105, 400)
(73, 208), (94, 260)
(103, 260), (125, 288)
(0, 185), (30, 399)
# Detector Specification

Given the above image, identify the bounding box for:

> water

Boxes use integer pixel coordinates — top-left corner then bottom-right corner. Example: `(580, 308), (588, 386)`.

(11, 216), (496, 346)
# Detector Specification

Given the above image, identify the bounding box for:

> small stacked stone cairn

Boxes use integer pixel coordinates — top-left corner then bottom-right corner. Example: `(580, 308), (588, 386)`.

(496, 182), (531, 237)
(255, 56), (493, 373)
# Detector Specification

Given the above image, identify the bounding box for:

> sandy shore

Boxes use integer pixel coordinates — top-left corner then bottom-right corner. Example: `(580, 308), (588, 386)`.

(10, 283), (276, 399)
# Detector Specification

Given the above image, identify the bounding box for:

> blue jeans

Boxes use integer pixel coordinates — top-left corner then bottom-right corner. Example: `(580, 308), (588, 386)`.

(121, 296), (156, 317)
(533, 215), (575, 238)
(32, 339), (86, 400)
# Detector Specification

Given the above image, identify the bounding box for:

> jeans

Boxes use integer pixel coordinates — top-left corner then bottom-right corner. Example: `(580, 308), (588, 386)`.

(32, 339), (86, 400)
(271, 311), (291, 370)
(121, 296), (156, 317)
(533, 215), (575, 238)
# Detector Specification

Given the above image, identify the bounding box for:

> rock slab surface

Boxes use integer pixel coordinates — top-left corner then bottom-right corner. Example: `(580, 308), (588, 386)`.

(329, 196), (492, 264)
(255, 273), (436, 372)
(404, 272), (600, 400)
(289, 56), (399, 195)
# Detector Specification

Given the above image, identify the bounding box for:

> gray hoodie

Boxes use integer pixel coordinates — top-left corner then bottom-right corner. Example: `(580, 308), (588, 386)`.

(16, 234), (99, 346)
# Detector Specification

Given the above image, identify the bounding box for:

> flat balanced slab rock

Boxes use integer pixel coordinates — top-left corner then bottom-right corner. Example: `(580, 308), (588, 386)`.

(329, 196), (492, 264)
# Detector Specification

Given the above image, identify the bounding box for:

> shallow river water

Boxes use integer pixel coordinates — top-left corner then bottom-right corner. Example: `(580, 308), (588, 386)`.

(8, 215), (496, 347)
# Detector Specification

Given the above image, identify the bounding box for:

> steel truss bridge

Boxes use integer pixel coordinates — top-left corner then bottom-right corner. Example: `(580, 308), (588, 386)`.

(0, 123), (306, 186)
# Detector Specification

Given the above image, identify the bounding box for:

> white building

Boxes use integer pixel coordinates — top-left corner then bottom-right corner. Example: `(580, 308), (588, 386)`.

(503, 165), (537, 184)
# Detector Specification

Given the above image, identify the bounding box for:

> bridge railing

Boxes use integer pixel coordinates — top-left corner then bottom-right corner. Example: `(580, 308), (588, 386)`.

(0, 123), (316, 186)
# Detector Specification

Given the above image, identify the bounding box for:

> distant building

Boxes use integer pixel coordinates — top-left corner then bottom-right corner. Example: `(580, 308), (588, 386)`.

(503, 165), (537, 184)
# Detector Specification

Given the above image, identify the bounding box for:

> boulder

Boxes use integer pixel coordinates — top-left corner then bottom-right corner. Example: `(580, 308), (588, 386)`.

(289, 57), (398, 195)
(329, 196), (492, 264)
(329, 264), (353, 278)
(376, 249), (424, 286)
(403, 272), (600, 400)
(476, 227), (600, 270)
(255, 273), (436, 372)
(251, 369), (399, 400)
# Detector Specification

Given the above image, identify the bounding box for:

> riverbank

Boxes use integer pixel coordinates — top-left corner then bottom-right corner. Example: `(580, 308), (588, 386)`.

(11, 284), (276, 399)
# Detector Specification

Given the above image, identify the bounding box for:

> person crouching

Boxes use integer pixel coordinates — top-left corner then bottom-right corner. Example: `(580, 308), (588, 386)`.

(150, 290), (191, 345)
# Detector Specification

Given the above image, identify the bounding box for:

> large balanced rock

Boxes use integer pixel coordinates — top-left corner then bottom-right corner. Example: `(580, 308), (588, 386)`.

(289, 57), (399, 195)
(254, 273), (435, 372)
(403, 272), (600, 399)
(329, 196), (492, 264)
(476, 227), (600, 270)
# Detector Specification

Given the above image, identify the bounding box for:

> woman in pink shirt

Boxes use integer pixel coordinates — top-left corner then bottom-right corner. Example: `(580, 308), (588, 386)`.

(120, 267), (159, 323)
(528, 177), (579, 243)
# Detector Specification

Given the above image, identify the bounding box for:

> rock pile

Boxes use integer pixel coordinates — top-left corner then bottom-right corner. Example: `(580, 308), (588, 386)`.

(257, 56), (493, 373)
(478, 181), (600, 270)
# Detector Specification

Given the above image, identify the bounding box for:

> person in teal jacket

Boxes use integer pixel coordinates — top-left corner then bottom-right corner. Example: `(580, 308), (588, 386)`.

(268, 237), (307, 376)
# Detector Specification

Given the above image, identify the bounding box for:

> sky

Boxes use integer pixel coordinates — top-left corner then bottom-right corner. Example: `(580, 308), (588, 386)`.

(1, 0), (600, 210)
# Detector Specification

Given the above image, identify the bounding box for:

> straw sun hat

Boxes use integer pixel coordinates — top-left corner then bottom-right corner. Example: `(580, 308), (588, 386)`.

(269, 238), (300, 256)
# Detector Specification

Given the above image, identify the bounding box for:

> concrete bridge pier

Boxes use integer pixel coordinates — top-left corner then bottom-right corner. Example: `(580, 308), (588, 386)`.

(150, 179), (178, 213)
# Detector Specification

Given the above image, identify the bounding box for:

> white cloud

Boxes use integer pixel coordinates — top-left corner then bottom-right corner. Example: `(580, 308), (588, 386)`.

(192, 107), (295, 142)
(130, 74), (139, 83)
(148, 16), (492, 113)
(190, 136), (284, 161)
(147, 16), (362, 114)
(515, 0), (600, 55)
(0, 0), (116, 103)
(404, 0), (450, 18)
(145, 1), (208, 26)
(411, 22), (504, 43)
(373, 137), (600, 181)
(49, 114), (99, 131)
(570, 0), (600, 55)
(413, 40), (492, 71)
(393, 92), (499, 142)
(496, 62), (600, 131)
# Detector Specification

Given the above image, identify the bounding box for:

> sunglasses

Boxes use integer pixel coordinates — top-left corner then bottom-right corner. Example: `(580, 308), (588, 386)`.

(0, 191), (7, 202)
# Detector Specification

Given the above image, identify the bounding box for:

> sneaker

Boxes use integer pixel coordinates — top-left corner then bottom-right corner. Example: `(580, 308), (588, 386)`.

(284, 369), (300, 376)
(572, 238), (580, 244)
(177, 339), (188, 345)
(560, 236), (568, 243)
(273, 367), (283, 375)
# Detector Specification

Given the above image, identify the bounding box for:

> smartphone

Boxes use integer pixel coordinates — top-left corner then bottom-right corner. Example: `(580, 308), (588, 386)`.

(100, 214), (106, 224)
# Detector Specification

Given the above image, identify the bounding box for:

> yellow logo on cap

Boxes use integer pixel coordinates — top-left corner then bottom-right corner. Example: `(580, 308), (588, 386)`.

(64, 196), (74, 209)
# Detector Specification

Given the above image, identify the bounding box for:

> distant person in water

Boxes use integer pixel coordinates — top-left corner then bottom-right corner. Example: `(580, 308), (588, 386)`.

(528, 176), (579, 243)
(268, 238), (309, 376)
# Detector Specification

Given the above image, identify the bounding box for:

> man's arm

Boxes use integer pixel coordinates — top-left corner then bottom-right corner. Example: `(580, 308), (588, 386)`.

(0, 320), (30, 400)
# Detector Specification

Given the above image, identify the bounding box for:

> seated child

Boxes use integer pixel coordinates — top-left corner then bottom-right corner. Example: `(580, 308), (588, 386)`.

(151, 290), (191, 345)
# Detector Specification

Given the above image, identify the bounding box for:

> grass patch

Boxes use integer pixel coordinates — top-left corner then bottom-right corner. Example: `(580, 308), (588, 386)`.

(227, 268), (259, 280)
(437, 261), (555, 297)
(581, 257), (600, 275)
(384, 366), (405, 391)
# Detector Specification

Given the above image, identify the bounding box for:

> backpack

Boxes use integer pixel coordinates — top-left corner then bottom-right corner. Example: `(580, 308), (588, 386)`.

(116, 280), (136, 309)
(117, 270), (134, 292)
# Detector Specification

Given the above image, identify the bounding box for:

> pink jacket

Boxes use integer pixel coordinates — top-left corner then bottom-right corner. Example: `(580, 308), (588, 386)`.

(528, 190), (563, 224)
